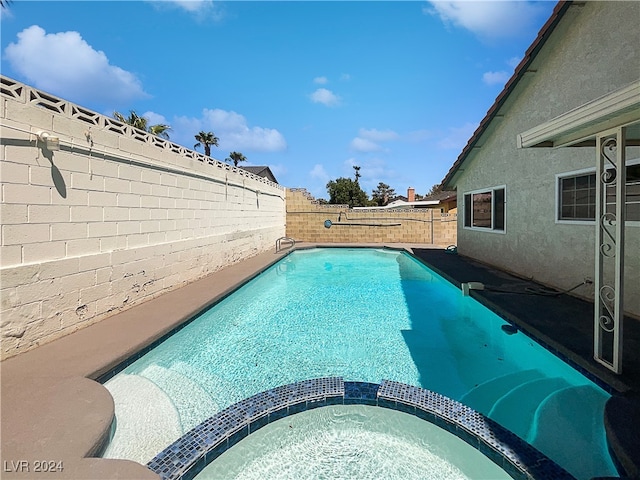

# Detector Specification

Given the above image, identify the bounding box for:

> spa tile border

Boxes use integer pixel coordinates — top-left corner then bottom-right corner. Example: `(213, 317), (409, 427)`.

(146, 377), (575, 480)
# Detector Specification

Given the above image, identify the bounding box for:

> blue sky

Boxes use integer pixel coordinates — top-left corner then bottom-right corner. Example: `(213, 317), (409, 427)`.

(1, 1), (556, 199)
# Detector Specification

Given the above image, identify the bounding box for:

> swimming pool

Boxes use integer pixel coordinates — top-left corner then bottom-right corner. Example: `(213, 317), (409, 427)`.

(102, 247), (618, 479)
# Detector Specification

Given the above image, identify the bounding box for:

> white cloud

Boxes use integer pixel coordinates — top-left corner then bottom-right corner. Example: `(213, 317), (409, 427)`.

(313, 76), (328, 84)
(203, 108), (286, 152)
(343, 157), (397, 193)
(143, 111), (169, 126)
(4, 25), (148, 108)
(350, 137), (383, 153)
(425, 1), (549, 39)
(350, 127), (433, 153)
(405, 129), (434, 142)
(349, 128), (399, 153)
(166, 0), (211, 13)
(145, 0), (224, 20)
(482, 70), (510, 86)
(437, 122), (478, 150)
(310, 164), (330, 182)
(358, 128), (399, 142)
(340, 73), (351, 81)
(309, 88), (341, 107)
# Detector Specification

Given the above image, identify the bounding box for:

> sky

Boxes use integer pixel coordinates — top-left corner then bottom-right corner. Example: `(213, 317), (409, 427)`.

(0, 1), (557, 199)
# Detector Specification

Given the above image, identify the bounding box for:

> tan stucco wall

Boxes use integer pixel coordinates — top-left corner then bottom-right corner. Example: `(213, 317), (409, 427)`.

(286, 188), (457, 245)
(0, 78), (286, 359)
(452, 2), (640, 316)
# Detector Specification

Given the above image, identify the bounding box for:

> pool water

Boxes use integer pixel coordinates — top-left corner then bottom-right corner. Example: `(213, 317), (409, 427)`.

(103, 248), (617, 479)
(196, 405), (513, 480)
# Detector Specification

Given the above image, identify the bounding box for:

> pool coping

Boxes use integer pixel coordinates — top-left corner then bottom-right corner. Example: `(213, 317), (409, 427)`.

(147, 377), (576, 480)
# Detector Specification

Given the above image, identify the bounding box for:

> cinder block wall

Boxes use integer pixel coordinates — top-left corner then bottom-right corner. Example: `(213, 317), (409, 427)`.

(286, 189), (457, 245)
(0, 77), (286, 360)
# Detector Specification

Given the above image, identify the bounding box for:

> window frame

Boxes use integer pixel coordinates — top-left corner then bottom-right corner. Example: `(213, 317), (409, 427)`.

(555, 166), (597, 225)
(462, 185), (507, 234)
(555, 159), (640, 226)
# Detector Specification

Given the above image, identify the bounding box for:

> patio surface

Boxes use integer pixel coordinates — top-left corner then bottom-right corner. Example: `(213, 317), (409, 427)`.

(1, 243), (638, 479)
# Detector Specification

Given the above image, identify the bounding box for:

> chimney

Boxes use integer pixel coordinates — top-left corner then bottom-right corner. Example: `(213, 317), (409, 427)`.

(407, 187), (415, 203)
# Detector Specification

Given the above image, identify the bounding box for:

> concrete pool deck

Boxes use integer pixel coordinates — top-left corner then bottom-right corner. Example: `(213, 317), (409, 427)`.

(1, 243), (638, 479)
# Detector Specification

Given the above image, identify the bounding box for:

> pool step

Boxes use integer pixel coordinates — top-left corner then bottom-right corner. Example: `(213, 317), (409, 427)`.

(527, 384), (614, 479)
(103, 373), (182, 464)
(171, 361), (244, 411)
(459, 369), (544, 414)
(138, 364), (219, 432)
(487, 377), (571, 440)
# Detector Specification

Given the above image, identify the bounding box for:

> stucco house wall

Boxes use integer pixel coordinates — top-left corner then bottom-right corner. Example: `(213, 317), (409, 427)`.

(449, 2), (640, 316)
(0, 77), (286, 360)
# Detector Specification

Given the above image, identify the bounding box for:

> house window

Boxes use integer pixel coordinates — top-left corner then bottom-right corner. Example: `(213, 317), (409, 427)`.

(557, 162), (640, 223)
(558, 173), (596, 221)
(463, 186), (506, 232)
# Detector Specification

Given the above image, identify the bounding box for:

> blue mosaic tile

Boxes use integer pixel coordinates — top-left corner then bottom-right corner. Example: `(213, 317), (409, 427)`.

(376, 397), (397, 410)
(414, 407), (436, 424)
(325, 395), (344, 406)
(204, 439), (229, 462)
(147, 377), (576, 480)
(227, 425), (248, 448)
(344, 381), (379, 400)
(269, 406), (289, 422)
(306, 397), (328, 410)
(288, 400), (307, 415)
(248, 414), (269, 433)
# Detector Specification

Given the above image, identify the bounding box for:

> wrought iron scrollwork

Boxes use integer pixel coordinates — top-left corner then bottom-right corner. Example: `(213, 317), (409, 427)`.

(600, 137), (617, 184)
(598, 285), (616, 332)
(599, 212), (617, 257)
(594, 128), (625, 374)
(598, 136), (617, 323)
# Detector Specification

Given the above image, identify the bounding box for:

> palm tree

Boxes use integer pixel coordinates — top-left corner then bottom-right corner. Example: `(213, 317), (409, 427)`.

(353, 165), (362, 184)
(194, 131), (219, 157)
(113, 110), (171, 140)
(226, 151), (247, 167)
(148, 123), (171, 140)
(114, 111), (147, 130)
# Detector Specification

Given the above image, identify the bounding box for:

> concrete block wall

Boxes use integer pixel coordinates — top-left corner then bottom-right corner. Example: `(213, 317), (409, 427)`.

(286, 189), (457, 245)
(0, 76), (286, 360)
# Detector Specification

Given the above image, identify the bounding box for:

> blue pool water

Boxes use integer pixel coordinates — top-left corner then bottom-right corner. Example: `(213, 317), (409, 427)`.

(103, 248), (617, 479)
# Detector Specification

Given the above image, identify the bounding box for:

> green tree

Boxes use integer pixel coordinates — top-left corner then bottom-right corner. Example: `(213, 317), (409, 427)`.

(326, 177), (369, 207)
(113, 111), (171, 139)
(371, 182), (396, 206)
(226, 151), (247, 167)
(427, 183), (443, 196)
(194, 131), (219, 157)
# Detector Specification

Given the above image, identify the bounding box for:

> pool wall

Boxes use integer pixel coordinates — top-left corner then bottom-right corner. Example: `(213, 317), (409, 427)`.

(147, 377), (575, 480)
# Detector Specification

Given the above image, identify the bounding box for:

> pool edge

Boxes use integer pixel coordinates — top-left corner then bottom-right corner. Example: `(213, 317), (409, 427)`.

(147, 378), (576, 480)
